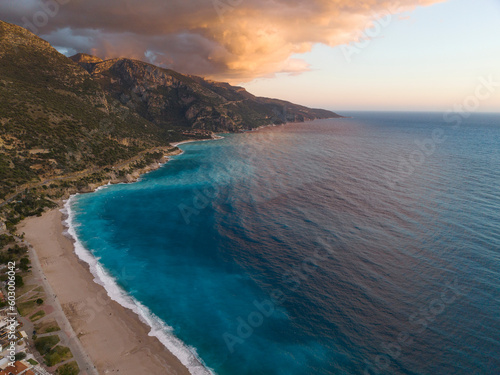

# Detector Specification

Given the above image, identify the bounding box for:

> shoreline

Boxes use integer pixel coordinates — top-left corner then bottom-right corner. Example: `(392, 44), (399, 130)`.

(0, 145), (182, 208)
(170, 135), (224, 149)
(62, 197), (213, 375)
(19, 208), (192, 375)
(77, 146), (184, 194)
(16, 141), (218, 375)
(13, 123), (320, 373)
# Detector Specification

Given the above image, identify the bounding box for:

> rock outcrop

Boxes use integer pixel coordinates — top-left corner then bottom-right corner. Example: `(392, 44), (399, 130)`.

(71, 56), (341, 132)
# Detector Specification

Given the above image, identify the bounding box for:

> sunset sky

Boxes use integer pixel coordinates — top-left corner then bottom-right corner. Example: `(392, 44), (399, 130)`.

(1, 0), (499, 112)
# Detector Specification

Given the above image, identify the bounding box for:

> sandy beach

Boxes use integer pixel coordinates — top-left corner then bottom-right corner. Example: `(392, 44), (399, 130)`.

(19, 209), (191, 375)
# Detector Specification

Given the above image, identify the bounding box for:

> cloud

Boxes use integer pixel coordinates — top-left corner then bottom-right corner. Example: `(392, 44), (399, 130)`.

(0, 0), (446, 81)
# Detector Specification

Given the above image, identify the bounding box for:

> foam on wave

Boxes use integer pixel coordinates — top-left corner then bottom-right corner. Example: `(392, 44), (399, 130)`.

(62, 196), (215, 375)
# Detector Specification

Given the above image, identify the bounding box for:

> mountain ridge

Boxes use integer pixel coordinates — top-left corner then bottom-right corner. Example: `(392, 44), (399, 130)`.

(69, 54), (341, 131)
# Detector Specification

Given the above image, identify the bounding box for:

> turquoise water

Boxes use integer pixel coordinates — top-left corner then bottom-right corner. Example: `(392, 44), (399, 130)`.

(68, 112), (500, 374)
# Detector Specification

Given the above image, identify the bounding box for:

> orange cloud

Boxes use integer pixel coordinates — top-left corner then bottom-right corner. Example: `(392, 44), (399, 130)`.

(0, 0), (447, 80)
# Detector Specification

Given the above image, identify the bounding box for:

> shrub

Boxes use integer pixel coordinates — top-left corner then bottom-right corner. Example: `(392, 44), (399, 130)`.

(56, 361), (79, 375)
(44, 345), (73, 366)
(30, 310), (46, 322)
(15, 274), (24, 287)
(15, 352), (26, 361)
(35, 335), (60, 355)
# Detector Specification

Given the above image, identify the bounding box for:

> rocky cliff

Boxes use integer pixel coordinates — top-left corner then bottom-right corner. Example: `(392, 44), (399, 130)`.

(70, 55), (341, 131)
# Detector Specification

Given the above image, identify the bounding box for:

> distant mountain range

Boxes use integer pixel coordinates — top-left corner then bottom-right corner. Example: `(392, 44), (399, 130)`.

(0, 20), (340, 200)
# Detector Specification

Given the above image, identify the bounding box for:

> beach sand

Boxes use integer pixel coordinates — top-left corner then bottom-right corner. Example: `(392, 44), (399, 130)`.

(19, 208), (190, 375)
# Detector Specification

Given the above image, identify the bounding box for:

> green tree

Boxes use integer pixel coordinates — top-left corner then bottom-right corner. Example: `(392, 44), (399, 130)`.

(15, 274), (24, 287)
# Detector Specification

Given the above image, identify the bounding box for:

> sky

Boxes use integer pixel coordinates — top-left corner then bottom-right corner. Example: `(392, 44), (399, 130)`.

(244, 0), (500, 112)
(1, 0), (499, 112)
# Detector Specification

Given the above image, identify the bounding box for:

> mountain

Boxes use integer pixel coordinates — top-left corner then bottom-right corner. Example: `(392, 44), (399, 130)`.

(0, 21), (188, 202)
(69, 55), (340, 131)
(0, 19), (340, 206)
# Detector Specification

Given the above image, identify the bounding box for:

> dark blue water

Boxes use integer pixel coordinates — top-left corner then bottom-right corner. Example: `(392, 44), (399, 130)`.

(68, 112), (500, 374)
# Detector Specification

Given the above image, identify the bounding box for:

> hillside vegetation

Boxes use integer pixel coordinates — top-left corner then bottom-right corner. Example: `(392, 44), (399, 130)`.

(0, 21), (180, 201)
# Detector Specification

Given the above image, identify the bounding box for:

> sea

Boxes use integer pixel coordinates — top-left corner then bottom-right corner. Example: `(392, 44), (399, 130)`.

(64, 112), (500, 375)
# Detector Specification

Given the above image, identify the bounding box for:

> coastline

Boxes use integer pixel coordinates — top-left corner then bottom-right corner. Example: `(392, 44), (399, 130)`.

(11, 124), (326, 374)
(16, 141), (218, 375)
(19, 208), (192, 375)
(170, 135), (224, 149)
(63, 197), (213, 375)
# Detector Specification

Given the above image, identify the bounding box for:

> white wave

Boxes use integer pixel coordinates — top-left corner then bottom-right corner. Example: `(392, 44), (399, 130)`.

(171, 135), (225, 148)
(62, 196), (216, 375)
(94, 181), (113, 192)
